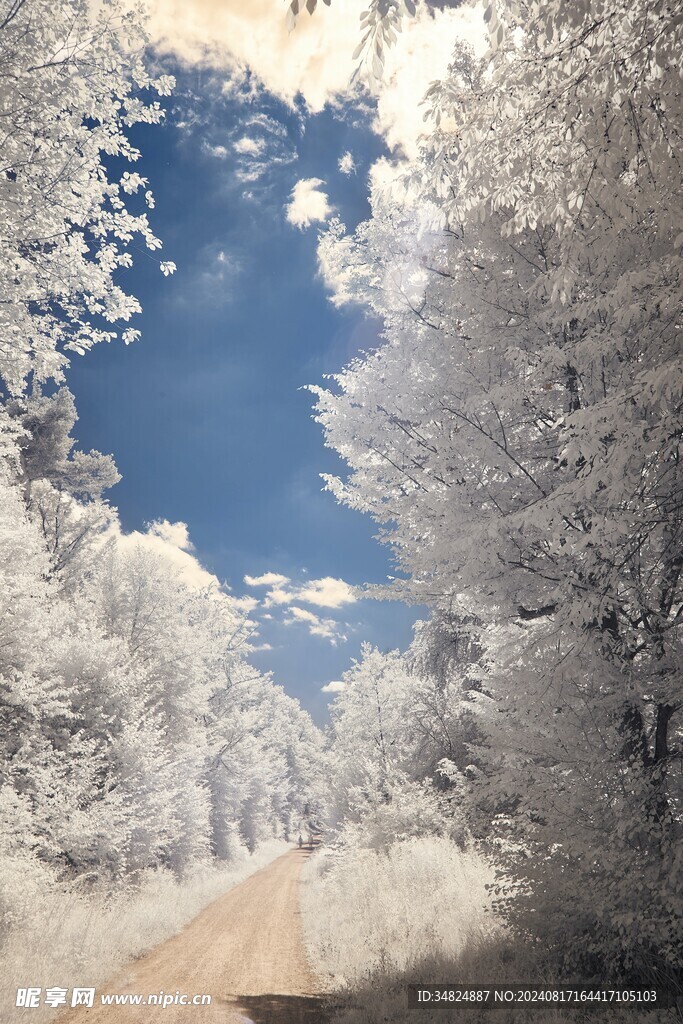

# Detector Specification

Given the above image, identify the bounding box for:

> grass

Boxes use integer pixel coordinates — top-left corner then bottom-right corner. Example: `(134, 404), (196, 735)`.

(0, 839), (288, 1023)
(301, 836), (680, 1024)
(316, 944), (681, 1024)
(300, 835), (500, 988)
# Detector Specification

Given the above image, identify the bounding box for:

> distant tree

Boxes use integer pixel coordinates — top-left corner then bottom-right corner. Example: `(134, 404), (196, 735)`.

(207, 658), (325, 854)
(0, 443), (325, 884)
(325, 643), (470, 849)
(5, 390), (119, 585)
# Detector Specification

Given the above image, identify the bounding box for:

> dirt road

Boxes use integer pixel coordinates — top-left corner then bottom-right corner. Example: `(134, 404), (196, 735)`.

(60, 848), (328, 1024)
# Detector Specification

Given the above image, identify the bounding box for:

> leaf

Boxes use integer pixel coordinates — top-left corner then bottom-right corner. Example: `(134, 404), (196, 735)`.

(352, 33), (370, 60)
(350, 63), (362, 87)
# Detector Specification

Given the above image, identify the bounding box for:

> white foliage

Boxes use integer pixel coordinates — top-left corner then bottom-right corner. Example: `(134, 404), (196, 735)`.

(311, 0), (683, 978)
(0, 0), (175, 393)
(0, 404), (323, 965)
(301, 836), (498, 987)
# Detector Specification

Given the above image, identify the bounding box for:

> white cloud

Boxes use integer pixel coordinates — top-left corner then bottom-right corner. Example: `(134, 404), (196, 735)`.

(148, 519), (195, 551)
(231, 116), (297, 186)
(149, 0), (486, 159)
(285, 606), (320, 626)
(295, 576), (356, 608)
(179, 245), (241, 306)
(247, 572), (355, 645)
(338, 151), (356, 175)
(233, 135), (266, 156)
(321, 679), (346, 693)
(264, 586), (296, 606)
(285, 178), (333, 231)
(148, 0), (368, 114)
(203, 142), (229, 159)
(244, 571), (290, 587)
(283, 606), (347, 645)
(246, 113), (289, 138)
(260, 574), (357, 609)
(113, 520), (217, 591)
(183, 91), (297, 190)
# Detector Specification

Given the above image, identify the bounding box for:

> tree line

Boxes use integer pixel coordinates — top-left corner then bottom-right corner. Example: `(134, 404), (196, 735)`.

(0, 0), (322, 933)
(313, 0), (682, 984)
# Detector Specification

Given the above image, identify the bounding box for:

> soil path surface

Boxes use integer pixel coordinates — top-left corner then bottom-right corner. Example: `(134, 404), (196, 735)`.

(60, 848), (328, 1024)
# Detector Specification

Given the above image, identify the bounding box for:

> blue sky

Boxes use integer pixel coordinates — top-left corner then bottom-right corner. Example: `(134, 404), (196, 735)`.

(66, 65), (427, 722)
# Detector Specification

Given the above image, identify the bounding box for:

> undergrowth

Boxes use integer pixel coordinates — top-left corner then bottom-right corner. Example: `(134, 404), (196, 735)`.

(301, 837), (681, 1024)
(1, 839), (288, 1023)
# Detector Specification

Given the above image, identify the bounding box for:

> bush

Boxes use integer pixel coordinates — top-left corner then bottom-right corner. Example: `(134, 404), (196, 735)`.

(301, 836), (499, 987)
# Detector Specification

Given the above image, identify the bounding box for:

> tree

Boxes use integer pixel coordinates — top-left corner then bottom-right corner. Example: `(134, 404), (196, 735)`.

(0, 0), (174, 394)
(0, 439), (325, 884)
(311, 0), (682, 977)
(325, 642), (472, 850)
(6, 389), (120, 586)
(0, 0), (325, 937)
(12, 390), (119, 499)
(207, 659), (325, 854)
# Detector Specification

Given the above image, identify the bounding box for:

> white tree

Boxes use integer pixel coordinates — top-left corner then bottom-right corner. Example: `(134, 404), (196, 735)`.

(0, 440), (325, 884)
(0, 455), (146, 880)
(0, 0), (174, 393)
(312, 0), (682, 976)
(207, 657), (325, 854)
(6, 389), (120, 588)
(0, 0), (325, 930)
(325, 643), (470, 850)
